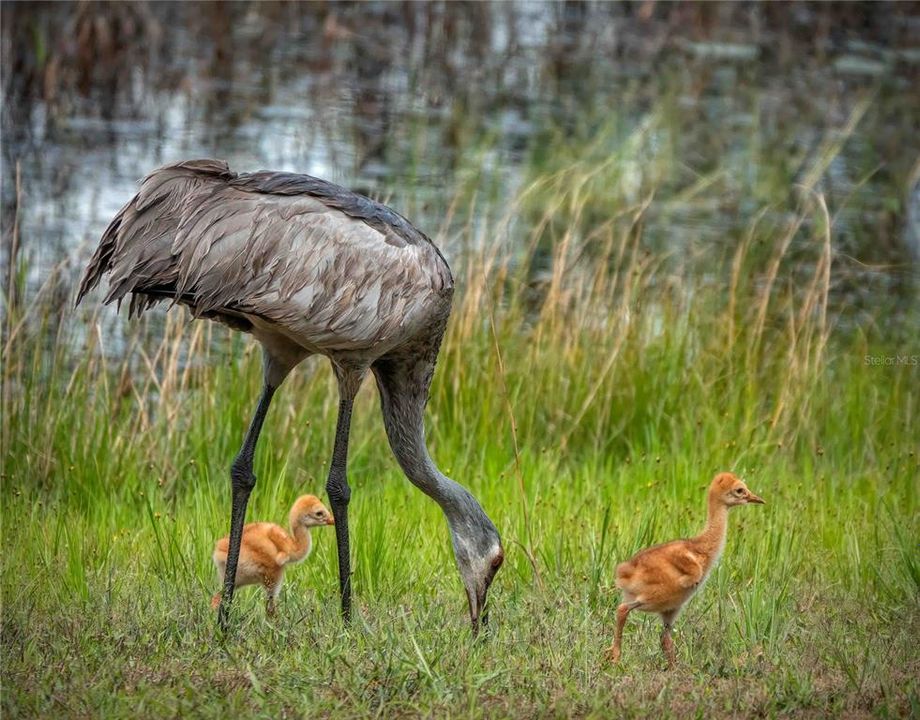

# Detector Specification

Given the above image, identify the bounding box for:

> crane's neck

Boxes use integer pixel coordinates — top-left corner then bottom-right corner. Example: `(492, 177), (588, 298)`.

(372, 354), (498, 537)
(372, 346), (502, 629)
(287, 520), (312, 564)
(694, 494), (728, 565)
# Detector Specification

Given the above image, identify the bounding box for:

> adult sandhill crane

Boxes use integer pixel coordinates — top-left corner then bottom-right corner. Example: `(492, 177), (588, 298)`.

(76, 159), (504, 632)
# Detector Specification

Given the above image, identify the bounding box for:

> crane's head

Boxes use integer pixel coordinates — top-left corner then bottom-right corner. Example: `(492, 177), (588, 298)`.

(446, 496), (504, 635)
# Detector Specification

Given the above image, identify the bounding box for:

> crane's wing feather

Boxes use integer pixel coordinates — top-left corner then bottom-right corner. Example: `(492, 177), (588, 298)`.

(77, 160), (453, 350)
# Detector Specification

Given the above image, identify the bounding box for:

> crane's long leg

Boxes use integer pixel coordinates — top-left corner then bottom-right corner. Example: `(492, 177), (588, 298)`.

(217, 381), (276, 631)
(326, 366), (366, 622)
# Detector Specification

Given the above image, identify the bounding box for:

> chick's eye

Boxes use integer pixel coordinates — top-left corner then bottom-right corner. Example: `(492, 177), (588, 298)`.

(734, 488), (744, 495)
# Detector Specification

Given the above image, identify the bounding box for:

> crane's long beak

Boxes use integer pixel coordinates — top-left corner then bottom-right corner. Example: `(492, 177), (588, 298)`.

(467, 585), (493, 636)
(746, 492), (765, 505)
(467, 588), (484, 636)
(467, 549), (504, 636)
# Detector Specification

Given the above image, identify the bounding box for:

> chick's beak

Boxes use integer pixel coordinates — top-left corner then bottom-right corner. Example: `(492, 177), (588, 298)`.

(327, 515), (336, 525)
(746, 492), (765, 505)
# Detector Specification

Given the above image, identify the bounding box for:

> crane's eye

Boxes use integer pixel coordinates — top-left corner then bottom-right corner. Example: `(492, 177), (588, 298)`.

(734, 488), (744, 495)
(315, 510), (325, 517)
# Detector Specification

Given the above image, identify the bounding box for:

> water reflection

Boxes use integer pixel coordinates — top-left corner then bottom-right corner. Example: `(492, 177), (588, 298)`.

(2, 1), (918, 318)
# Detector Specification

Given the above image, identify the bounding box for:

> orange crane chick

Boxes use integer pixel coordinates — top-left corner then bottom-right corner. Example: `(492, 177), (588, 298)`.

(211, 495), (334, 616)
(607, 472), (765, 668)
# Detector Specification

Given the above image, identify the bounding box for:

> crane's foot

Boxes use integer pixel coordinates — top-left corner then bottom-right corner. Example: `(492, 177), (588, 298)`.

(217, 597), (233, 633)
(604, 644), (621, 664)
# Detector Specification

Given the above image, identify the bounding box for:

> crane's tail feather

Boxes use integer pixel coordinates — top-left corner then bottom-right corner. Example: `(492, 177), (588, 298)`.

(75, 210), (124, 308)
(74, 159), (234, 311)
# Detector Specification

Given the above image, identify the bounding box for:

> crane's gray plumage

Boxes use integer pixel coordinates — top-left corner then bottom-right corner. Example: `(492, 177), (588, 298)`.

(77, 159), (503, 631)
(77, 159), (451, 352)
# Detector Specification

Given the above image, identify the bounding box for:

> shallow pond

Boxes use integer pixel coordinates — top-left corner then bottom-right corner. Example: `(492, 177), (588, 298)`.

(2, 2), (918, 323)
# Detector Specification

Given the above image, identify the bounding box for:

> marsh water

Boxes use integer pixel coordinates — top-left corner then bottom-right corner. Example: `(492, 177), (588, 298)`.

(2, 2), (919, 325)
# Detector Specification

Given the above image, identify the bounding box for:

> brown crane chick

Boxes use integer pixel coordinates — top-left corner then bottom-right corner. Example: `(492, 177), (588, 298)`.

(607, 472), (764, 668)
(210, 495), (334, 616)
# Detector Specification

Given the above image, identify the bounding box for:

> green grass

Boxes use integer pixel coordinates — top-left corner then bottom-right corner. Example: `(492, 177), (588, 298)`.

(3, 114), (919, 718)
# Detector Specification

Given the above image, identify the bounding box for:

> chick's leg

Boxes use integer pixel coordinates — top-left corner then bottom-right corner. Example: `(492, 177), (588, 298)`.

(660, 611), (678, 669)
(265, 575), (282, 618)
(606, 601), (638, 663)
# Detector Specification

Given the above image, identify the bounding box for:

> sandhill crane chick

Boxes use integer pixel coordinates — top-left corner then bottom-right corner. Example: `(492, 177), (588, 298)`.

(607, 472), (765, 668)
(211, 495), (334, 616)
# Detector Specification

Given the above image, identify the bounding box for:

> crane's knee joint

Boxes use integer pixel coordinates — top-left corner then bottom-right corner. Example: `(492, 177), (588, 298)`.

(230, 459), (256, 492)
(326, 477), (350, 505)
